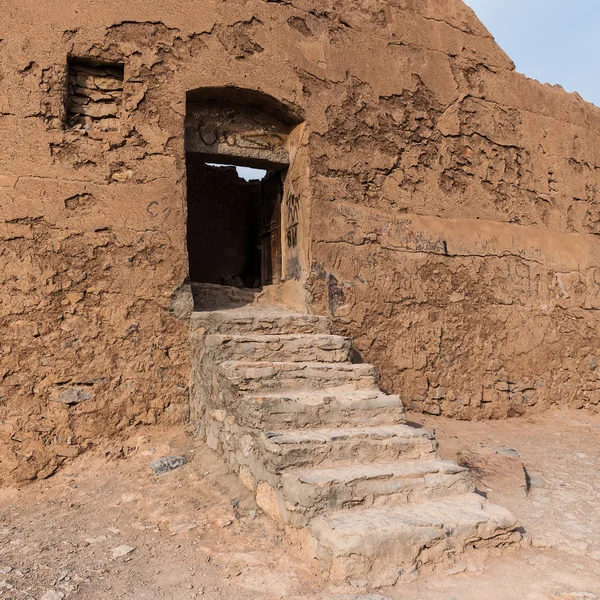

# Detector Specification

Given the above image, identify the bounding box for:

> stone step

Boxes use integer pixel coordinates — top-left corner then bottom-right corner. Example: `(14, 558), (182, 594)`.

(257, 425), (438, 474)
(280, 460), (475, 525)
(218, 361), (378, 393)
(191, 306), (331, 336)
(308, 493), (521, 587)
(205, 334), (353, 363)
(236, 390), (406, 429)
(191, 282), (259, 311)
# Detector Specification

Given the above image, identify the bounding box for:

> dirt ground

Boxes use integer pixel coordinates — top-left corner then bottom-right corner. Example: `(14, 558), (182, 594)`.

(1, 410), (600, 600)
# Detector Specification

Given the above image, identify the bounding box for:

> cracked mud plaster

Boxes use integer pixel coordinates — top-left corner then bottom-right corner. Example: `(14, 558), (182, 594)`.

(1, 0), (600, 484)
(307, 70), (600, 421)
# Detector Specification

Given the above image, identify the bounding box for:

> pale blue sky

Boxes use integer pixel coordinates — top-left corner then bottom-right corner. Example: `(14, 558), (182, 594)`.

(464, 0), (600, 107)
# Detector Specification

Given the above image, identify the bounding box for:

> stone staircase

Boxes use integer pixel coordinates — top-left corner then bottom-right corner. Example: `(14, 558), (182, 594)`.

(189, 302), (521, 587)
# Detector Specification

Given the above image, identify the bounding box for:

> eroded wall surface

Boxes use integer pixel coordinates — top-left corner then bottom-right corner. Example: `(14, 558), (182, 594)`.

(1, 0), (600, 482)
(0, 0), (306, 483)
(303, 1), (600, 419)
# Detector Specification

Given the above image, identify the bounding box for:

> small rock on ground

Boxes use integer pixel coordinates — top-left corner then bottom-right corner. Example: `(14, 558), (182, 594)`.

(458, 445), (528, 496)
(150, 455), (187, 475)
(40, 591), (65, 600)
(322, 595), (392, 600)
(112, 545), (135, 559)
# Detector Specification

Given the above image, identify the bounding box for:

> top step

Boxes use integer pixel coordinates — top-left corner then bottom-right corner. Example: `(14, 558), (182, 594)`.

(191, 305), (331, 336)
(191, 282), (259, 311)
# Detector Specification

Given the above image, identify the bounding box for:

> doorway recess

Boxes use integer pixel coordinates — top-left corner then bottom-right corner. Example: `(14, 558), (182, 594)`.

(185, 88), (300, 290)
(186, 157), (285, 288)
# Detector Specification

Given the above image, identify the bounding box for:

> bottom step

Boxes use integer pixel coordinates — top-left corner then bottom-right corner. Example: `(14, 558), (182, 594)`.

(308, 493), (521, 587)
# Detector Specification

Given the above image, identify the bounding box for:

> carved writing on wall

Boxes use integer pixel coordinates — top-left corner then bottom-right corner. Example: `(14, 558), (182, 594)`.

(285, 191), (300, 248)
(196, 122), (285, 153)
(185, 103), (291, 166)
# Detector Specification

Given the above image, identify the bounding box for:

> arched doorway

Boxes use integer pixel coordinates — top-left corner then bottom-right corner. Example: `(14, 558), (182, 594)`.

(184, 88), (302, 290)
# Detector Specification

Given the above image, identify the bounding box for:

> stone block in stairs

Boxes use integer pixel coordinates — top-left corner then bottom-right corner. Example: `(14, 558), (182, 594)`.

(235, 390), (406, 429)
(308, 493), (521, 587)
(191, 307), (330, 336)
(205, 333), (353, 363)
(279, 459), (475, 526)
(218, 361), (379, 393)
(256, 425), (438, 474)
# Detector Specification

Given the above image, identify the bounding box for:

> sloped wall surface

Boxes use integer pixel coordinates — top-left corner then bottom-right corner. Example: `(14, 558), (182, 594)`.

(1, 0), (600, 483)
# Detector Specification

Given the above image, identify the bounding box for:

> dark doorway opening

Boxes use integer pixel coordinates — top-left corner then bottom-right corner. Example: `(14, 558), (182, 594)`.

(186, 153), (284, 289)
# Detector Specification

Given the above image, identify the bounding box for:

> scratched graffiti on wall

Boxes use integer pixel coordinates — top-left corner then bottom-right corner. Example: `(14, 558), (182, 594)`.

(336, 205), (591, 274)
(196, 121), (285, 152)
(185, 104), (291, 165)
(387, 219), (449, 254)
(286, 191), (300, 248)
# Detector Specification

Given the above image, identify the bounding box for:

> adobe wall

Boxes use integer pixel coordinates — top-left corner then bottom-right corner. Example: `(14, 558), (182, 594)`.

(0, 0), (307, 483)
(1, 0), (600, 483)
(304, 3), (600, 419)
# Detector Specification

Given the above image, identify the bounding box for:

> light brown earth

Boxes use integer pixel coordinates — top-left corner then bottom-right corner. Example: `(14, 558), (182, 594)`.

(1, 409), (599, 600)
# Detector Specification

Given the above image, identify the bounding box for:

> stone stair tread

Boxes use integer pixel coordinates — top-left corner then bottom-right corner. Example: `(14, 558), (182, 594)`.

(193, 305), (319, 318)
(309, 493), (520, 583)
(208, 333), (350, 343)
(207, 333), (353, 362)
(276, 459), (475, 526)
(285, 459), (467, 486)
(255, 424), (438, 475)
(247, 389), (400, 405)
(191, 307), (331, 335)
(221, 360), (374, 372)
(310, 493), (519, 549)
(235, 390), (406, 429)
(219, 361), (378, 391)
(263, 424), (434, 446)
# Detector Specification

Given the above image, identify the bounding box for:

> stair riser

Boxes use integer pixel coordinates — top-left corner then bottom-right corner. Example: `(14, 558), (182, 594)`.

(280, 473), (476, 526)
(191, 314), (331, 336)
(219, 367), (379, 394)
(259, 436), (438, 474)
(207, 336), (353, 363)
(309, 503), (522, 587)
(237, 405), (407, 429)
(315, 529), (523, 587)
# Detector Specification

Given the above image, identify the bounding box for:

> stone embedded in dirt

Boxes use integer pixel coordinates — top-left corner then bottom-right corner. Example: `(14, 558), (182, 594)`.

(492, 446), (520, 459)
(458, 445), (528, 496)
(150, 455), (187, 475)
(40, 591), (65, 600)
(0, 567), (11, 575)
(84, 535), (108, 544)
(112, 545), (135, 559)
(50, 385), (93, 405)
(322, 595), (393, 600)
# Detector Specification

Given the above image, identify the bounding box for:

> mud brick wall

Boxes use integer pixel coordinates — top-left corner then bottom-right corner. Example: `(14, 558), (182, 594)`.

(2, 0), (600, 483)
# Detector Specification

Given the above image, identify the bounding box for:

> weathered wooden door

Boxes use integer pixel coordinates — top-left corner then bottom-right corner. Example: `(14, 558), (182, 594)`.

(259, 171), (283, 286)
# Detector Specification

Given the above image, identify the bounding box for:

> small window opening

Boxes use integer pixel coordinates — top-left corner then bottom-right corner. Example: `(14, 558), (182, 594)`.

(67, 58), (124, 131)
(186, 155), (284, 289)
